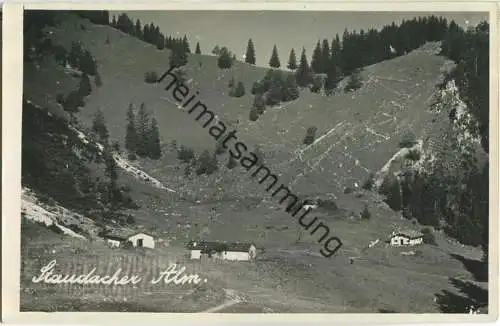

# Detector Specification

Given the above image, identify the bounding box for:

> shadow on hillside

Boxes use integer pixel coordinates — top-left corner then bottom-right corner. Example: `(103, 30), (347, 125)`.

(449, 253), (488, 282)
(435, 277), (488, 313)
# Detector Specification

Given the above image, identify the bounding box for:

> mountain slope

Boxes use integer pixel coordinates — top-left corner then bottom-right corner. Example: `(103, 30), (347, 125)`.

(24, 15), (455, 199)
(20, 13), (488, 314)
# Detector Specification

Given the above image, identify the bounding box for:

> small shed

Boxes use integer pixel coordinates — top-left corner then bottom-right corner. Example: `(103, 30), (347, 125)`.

(389, 229), (423, 247)
(104, 231), (155, 249)
(104, 234), (124, 248)
(187, 240), (257, 261)
(127, 232), (155, 248)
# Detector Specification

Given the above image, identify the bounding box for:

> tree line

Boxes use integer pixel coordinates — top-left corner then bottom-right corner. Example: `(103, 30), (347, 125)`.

(241, 16), (477, 95)
(110, 13), (193, 66)
(124, 102), (162, 160)
(364, 23), (489, 299)
(72, 10), (110, 25)
(54, 41), (102, 114)
(355, 23), (489, 312)
(22, 100), (138, 227)
(374, 21), (489, 248)
(441, 21), (489, 153)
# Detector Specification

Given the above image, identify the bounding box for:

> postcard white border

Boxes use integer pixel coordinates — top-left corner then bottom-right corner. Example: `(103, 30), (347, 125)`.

(2, 1), (499, 324)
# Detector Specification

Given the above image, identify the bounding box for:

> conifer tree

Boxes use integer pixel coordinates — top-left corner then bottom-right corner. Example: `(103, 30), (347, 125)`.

(217, 47), (233, 69)
(253, 93), (266, 114)
(269, 45), (281, 68)
(361, 204), (371, 220)
(150, 23), (157, 44)
(153, 26), (161, 46)
(311, 40), (323, 73)
(135, 19), (142, 39)
(251, 81), (263, 95)
(230, 79), (245, 97)
(379, 174), (393, 197)
(324, 63), (339, 95)
(195, 42), (201, 54)
(345, 68), (363, 92)
(104, 152), (118, 198)
(196, 150), (218, 175)
(63, 91), (85, 113)
(68, 42), (82, 68)
(283, 73), (299, 101)
(295, 48), (312, 87)
(287, 48), (297, 70)
(249, 108), (260, 122)
(147, 117), (161, 159)
(324, 35), (342, 95)
(143, 24), (150, 43)
(228, 76), (235, 89)
(156, 34), (165, 50)
(169, 47), (188, 68)
(321, 39), (330, 74)
(245, 39), (256, 65)
(95, 72), (103, 87)
(212, 45), (221, 55)
(112, 141), (120, 152)
(177, 145), (195, 163)
(387, 178), (402, 211)
(332, 34), (342, 66)
(79, 73), (92, 96)
(91, 109), (109, 143)
(125, 103), (138, 155)
(249, 93), (266, 121)
(136, 102), (150, 157)
(227, 155), (238, 169)
(340, 28), (362, 76)
(233, 81), (245, 98)
(182, 35), (191, 53)
(362, 173), (375, 191)
(400, 173), (413, 209)
(80, 50), (97, 76)
(117, 13), (134, 35)
(310, 75), (323, 93)
(265, 71), (284, 106)
(303, 126), (317, 145)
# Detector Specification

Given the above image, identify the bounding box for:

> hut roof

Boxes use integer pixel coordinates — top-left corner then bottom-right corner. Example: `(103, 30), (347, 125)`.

(186, 240), (255, 252)
(390, 228), (424, 239)
(103, 230), (153, 240)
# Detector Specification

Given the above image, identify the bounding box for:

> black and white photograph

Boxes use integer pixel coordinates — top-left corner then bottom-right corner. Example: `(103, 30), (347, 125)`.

(3, 3), (497, 320)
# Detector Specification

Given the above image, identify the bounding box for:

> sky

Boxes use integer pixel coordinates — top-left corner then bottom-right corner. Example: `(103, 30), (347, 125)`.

(115, 11), (489, 67)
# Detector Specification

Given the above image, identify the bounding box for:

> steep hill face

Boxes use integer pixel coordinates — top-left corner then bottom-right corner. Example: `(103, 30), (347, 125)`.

(24, 14), (267, 150)
(253, 43), (451, 197)
(23, 12), (489, 244)
(24, 14), (454, 205)
(22, 13), (462, 236)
